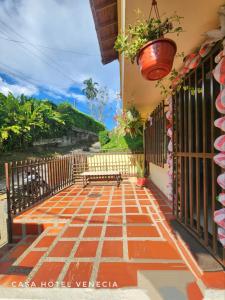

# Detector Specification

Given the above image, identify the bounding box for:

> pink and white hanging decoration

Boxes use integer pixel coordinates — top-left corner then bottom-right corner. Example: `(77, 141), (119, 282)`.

(166, 97), (173, 202)
(212, 37), (225, 247)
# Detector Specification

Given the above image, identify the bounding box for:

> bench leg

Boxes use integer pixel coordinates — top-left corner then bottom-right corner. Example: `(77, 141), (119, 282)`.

(116, 175), (121, 187)
(83, 176), (88, 188)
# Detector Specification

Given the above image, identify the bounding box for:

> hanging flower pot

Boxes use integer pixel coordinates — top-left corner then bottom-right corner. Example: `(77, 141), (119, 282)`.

(114, 1), (183, 81)
(137, 38), (177, 81)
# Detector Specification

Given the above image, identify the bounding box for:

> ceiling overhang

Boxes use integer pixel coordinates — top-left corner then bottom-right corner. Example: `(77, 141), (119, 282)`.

(90, 0), (118, 64)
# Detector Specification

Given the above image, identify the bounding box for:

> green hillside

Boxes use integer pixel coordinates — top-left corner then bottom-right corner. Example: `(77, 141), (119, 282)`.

(101, 131), (143, 152)
(0, 92), (105, 152)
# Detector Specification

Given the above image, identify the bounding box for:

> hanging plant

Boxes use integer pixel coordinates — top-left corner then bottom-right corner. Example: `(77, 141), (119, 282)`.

(115, 106), (143, 138)
(114, 1), (183, 81)
(155, 64), (202, 98)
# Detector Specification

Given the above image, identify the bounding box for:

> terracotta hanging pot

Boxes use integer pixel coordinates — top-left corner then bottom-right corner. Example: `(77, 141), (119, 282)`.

(137, 38), (177, 81)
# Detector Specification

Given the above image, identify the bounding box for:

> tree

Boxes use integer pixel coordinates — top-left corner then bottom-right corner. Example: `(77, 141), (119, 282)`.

(82, 78), (98, 116)
(95, 86), (109, 123)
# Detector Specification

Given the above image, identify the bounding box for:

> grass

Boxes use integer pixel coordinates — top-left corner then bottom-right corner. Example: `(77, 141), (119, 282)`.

(102, 133), (143, 152)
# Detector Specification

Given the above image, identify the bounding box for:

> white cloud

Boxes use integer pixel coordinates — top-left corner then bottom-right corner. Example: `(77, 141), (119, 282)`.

(0, 76), (38, 96)
(0, 0), (120, 96)
(70, 93), (87, 103)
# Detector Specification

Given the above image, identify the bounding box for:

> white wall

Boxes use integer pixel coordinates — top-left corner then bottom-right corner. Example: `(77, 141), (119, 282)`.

(0, 197), (8, 247)
(149, 163), (169, 197)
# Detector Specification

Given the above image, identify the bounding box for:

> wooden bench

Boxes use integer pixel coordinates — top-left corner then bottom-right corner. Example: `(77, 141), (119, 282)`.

(80, 171), (122, 187)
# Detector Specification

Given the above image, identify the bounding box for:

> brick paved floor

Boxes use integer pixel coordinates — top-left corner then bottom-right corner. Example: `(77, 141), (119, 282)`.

(0, 180), (223, 297)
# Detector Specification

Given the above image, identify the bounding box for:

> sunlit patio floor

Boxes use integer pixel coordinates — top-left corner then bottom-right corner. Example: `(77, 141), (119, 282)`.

(0, 180), (224, 298)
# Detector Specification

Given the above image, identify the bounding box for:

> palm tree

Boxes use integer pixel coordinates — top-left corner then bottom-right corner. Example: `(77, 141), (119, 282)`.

(82, 78), (98, 116)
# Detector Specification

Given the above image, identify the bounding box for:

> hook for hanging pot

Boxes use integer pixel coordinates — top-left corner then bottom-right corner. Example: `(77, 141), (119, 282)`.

(149, 0), (161, 21)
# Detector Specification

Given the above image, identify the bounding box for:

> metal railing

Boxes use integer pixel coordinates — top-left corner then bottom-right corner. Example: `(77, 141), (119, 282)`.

(5, 151), (143, 241)
(73, 151), (144, 180)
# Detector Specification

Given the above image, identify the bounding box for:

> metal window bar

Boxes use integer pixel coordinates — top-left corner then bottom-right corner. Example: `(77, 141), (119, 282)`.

(173, 41), (225, 267)
(144, 100), (167, 168)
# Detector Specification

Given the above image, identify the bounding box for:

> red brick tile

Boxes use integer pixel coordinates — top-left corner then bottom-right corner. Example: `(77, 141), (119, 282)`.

(83, 202), (94, 207)
(110, 207), (122, 214)
(31, 208), (46, 215)
(126, 207), (139, 213)
(99, 196), (110, 201)
(126, 215), (152, 224)
(141, 207), (150, 214)
(55, 201), (68, 207)
(62, 226), (82, 238)
(50, 196), (61, 201)
(49, 241), (74, 257)
(127, 226), (159, 237)
(74, 241), (98, 257)
(58, 192), (68, 196)
(125, 200), (136, 205)
(97, 262), (137, 288)
(0, 274), (27, 287)
(25, 223), (39, 235)
(23, 236), (37, 244)
(63, 262), (93, 287)
(12, 223), (22, 236)
(77, 208), (92, 214)
(125, 196), (136, 200)
(139, 200), (150, 205)
(36, 236), (56, 248)
(47, 208), (63, 214)
(63, 196), (74, 201)
(68, 201), (82, 207)
(138, 195), (149, 199)
(102, 241), (123, 257)
(89, 215), (105, 224)
(47, 227), (63, 235)
(107, 215), (123, 224)
(93, 207), (107, 214)
(83, 226), (102, 237)
(71, 216), (87, 224)
(105, 226), (123, 237)
(187, 282), (203, 300)
(8, 244), (29, 260)
(201, 272), (225, 289)
(19, 251), (44, 267)
(68, 192), (78, 196)
(97, 201), (109, 206)
(31, 262), (64, 287)
(128, 241), (180, 259)
(63, 208), (77, 214)
(0, 262), (12, 274)
(160, 206), (172, 213)
(112, 196), (122, 200)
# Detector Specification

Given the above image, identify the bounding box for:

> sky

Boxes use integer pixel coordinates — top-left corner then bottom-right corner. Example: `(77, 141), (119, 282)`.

(0, 0), (121, 129)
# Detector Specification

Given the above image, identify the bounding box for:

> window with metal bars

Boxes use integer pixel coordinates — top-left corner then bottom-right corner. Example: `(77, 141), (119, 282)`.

(144, 100), (167, 168)
(172, 41), (225, 267)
